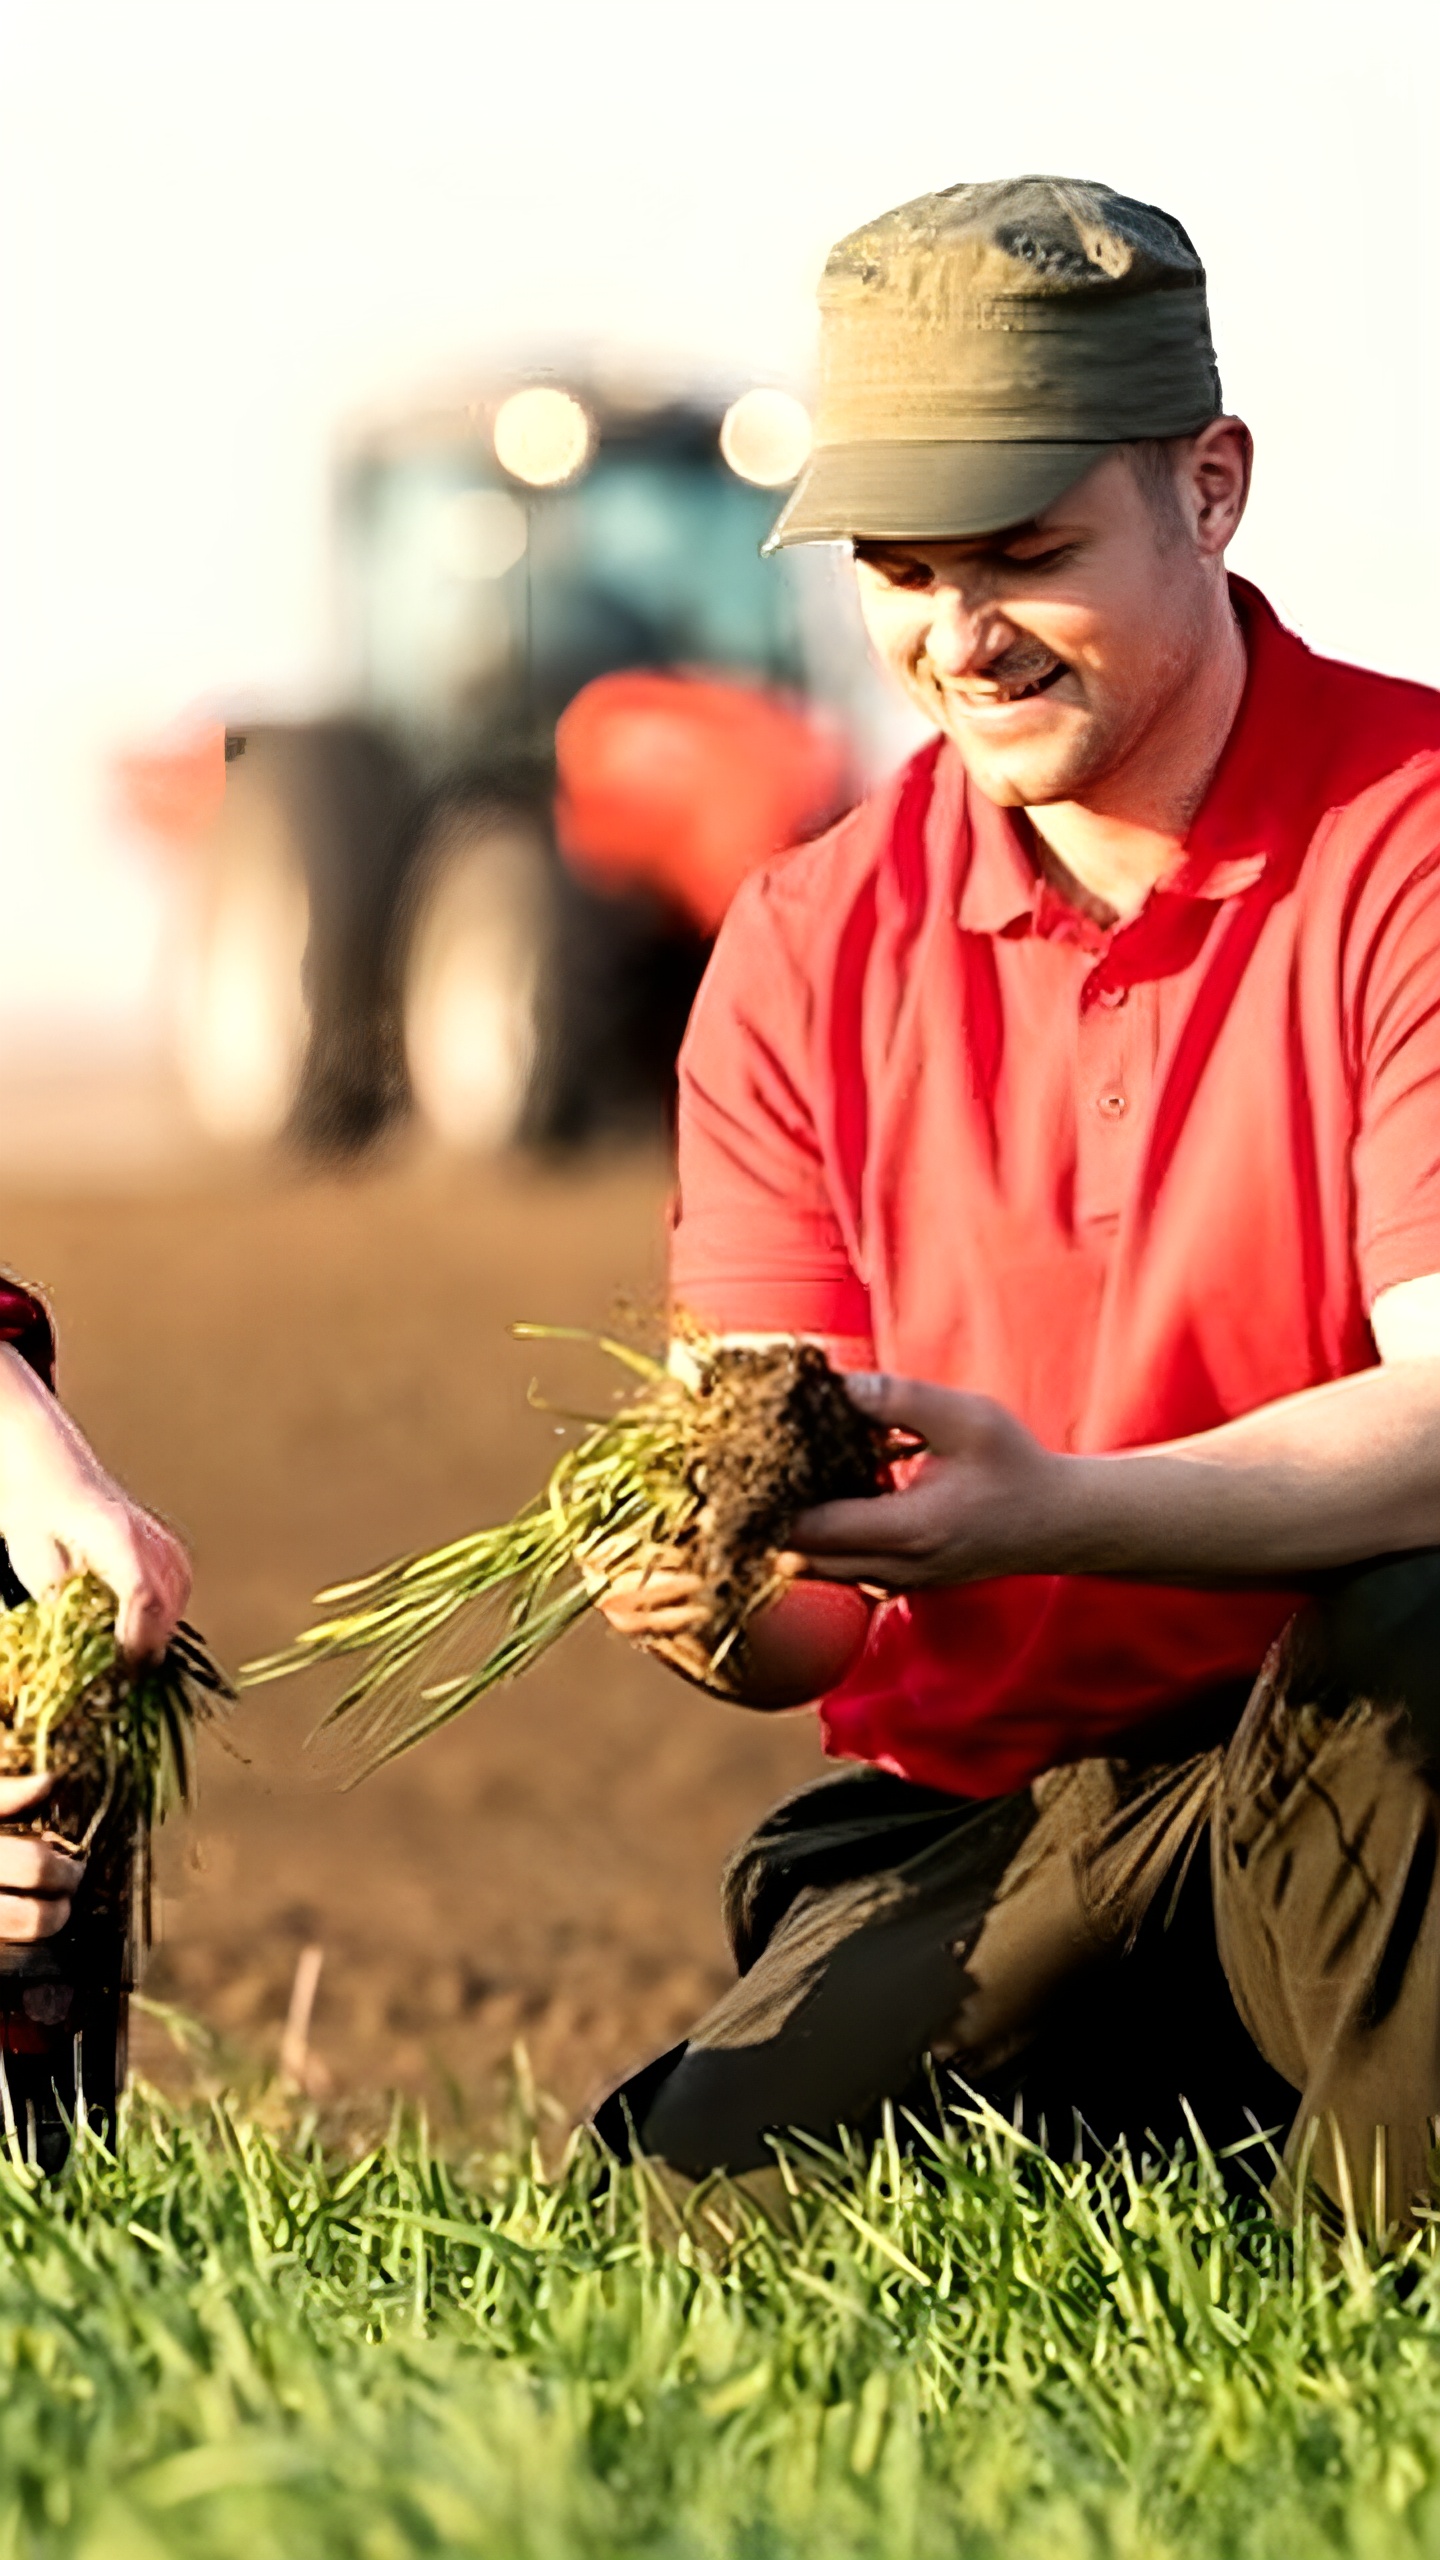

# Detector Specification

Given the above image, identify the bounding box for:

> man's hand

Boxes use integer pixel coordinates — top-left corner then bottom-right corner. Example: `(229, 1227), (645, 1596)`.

(795, 1356), (1440, 1591)
(0, 1346), (191, 1660)
(0, 1774), (85, 1941)
(794, 1374), (1062, 1587)
(591, 1544), (711, 1644)
(590, 1543), (721, 1691)
(592, 1539), (872, 1706)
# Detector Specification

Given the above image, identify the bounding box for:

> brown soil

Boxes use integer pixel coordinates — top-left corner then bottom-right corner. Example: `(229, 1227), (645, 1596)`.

(0, 1145), (829, 2131)
(686, 1338), (888, 1615)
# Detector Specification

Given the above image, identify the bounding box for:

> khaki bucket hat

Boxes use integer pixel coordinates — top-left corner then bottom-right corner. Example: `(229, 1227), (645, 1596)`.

(767, 175), (1222, 550)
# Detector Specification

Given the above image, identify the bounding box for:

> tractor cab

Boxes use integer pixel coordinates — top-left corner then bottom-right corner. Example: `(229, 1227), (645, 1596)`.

(135, 379), (894, 1154)
(347, 383), (817, 756)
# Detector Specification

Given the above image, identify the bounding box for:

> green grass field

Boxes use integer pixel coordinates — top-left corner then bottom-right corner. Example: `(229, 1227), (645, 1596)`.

(1, 2078), (1438, 2557)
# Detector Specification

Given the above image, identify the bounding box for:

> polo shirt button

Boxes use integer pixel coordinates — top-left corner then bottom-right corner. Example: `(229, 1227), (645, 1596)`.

(1096, 1090), (1127, 1119)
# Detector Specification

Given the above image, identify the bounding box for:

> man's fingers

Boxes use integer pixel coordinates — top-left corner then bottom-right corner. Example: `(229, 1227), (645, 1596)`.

(0, 1795), (82, 1944)
(844, 1370), (986, 1453)
(0, 1833), (84, 1897)
(608, 1597), (712, 1636)
(598, 1565), (706, 1627)
(602, 1581), (711, 1636)
(0, 1773), (58, 1821)
(792, 1488), (928, 1558)
(801, 1554), (912, 1589)
(0, 1894), (74, 1944)
(86, 1511), (191, 1662)
(605, 1568), (705, 1603)
(113, 1579), (177, 1663)
(113, 1535), (191, 1661)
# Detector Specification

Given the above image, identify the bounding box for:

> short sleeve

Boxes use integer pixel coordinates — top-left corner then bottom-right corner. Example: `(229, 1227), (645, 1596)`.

(0, 1277), (55, 1387)
(670, 865), (873, 1347)
(1350, 815), (1440, 1306)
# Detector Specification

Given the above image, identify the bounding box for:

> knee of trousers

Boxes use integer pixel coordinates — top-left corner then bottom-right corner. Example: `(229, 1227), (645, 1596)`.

(1213, 1656), (1440, 2118)
(636, 1907), (981, 2177)
(636, 2045), (811, 2179)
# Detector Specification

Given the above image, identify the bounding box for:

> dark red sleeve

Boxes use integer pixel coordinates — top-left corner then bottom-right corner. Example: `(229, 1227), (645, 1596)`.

(0, 1278), (56, 1388)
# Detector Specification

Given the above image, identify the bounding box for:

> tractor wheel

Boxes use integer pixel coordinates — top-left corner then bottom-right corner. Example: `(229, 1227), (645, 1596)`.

(172, 770), (309, 1145)
(402, 808), (557, 1151)
(173, 722), (414, 1156)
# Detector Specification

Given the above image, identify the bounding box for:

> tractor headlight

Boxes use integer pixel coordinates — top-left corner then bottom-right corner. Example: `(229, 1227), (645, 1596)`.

(493, 387), (593, 488)
(719, 389), (812, 489)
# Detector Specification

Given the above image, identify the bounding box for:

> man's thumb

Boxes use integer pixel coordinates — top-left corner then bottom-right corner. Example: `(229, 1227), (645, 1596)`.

(844, 1371), (972, 1449)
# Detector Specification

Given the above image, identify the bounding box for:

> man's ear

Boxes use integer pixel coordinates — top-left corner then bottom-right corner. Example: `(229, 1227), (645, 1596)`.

(1188, 416), (1252, 558)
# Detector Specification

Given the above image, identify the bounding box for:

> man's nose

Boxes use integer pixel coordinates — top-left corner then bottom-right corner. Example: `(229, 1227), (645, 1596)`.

(921, 585), (1008, 680)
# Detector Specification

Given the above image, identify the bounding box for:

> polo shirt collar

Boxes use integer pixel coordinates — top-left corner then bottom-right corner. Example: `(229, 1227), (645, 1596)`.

(948, 576), (1317, 941)
(1167, 576), (1316, 896)
(952, 783), (1039, 936)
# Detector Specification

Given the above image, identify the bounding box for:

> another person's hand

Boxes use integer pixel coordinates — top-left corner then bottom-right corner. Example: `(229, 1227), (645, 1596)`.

(0, 1774), (85, 1941)
(794, 1372), (1062, 1588)
(0, 1346), (191, 1660)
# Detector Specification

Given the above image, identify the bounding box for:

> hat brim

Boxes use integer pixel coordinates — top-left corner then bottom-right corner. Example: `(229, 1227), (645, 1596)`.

(763, 438), (1123, 552)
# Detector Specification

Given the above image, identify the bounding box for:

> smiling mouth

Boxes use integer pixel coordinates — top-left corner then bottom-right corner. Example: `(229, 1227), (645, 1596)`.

(968, 653), (1068, 706)
(998, 656), (1067, 701)
(933, 648), (1069, 710)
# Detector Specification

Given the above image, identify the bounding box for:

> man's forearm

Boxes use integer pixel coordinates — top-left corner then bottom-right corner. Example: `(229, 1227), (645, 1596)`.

(1050, 1360), (1440, 1580)
(0, 1342), (192, 1655)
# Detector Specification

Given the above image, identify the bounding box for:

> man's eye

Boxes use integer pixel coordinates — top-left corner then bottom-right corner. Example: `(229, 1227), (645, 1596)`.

(1004, 545), (1072, 573)
(855, 550), (933, 590)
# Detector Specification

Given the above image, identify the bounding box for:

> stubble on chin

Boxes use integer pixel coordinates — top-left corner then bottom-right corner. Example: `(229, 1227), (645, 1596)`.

(904, 664), (1108, 809)
(935, 709), (1118, 812)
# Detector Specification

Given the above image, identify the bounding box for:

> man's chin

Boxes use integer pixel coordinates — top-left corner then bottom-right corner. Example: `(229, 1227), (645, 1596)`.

(942, 737), (1076, 803)
(939, 725), (1095, 809)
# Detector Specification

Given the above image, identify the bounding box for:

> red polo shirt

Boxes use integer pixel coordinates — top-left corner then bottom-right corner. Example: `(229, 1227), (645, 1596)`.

(670, 580), (1440, 1795)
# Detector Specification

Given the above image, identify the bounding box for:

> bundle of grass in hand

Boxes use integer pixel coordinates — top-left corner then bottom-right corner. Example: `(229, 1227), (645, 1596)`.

(0, 1571), (230, 1860)
(247, 1331), (889, 1781)
(0, 1573), (229, 2166)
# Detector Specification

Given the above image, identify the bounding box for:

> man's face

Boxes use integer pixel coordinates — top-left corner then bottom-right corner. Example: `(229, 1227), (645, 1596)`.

(852, 448), (1220, 810)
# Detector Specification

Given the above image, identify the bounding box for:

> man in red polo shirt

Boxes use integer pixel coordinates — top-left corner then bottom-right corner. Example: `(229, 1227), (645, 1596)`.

(593, 177), (1440, 2230)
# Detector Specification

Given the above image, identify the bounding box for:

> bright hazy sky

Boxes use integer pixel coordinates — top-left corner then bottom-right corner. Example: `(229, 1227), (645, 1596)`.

(1, 0), (1435, 1045)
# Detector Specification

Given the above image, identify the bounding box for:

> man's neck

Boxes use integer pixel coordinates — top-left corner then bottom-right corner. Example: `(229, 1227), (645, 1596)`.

(1023, 596), (1248, 926)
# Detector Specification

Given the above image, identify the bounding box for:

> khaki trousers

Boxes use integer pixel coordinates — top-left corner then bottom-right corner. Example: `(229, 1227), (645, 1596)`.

(596, 1555), (1440, 2234)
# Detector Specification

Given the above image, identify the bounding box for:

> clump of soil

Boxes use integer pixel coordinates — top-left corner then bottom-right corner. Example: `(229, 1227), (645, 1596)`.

(683, 1341), (889, 1619)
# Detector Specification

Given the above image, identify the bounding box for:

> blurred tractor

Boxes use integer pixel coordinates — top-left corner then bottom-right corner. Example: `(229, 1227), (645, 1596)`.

(123, 379), (886, 1155)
